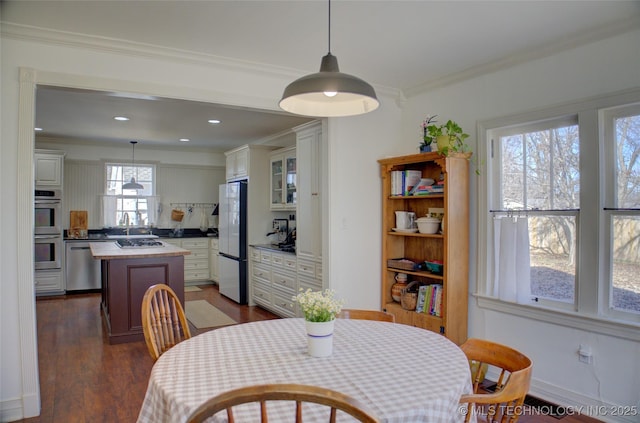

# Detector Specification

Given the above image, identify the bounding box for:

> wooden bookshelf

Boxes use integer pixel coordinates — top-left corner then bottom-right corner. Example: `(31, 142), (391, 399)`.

(379, 152), (469, 345)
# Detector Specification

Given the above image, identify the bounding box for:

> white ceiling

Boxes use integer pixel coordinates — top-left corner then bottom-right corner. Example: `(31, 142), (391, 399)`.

(3, 0), (640, 150)
(34, 87), (315, 151)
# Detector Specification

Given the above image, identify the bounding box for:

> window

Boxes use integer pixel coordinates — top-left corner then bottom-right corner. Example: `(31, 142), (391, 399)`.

(103, 163), (157, 227)
(493, 117), (580, 309)
(604, 106), (640, 318)
(478, 90), (640, 334)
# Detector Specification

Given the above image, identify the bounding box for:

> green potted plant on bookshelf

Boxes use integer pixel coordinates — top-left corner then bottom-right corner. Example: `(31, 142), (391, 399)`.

(431, 119), (470, 157)
(422, 116), (479, 173)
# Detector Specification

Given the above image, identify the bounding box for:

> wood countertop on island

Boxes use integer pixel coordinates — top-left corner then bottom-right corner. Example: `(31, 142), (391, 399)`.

(90, 241), (190, 260)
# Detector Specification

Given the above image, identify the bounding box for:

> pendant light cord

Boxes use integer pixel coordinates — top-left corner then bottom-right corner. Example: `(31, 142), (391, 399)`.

(131, 140), (138, 180)
(327, 0), (331, 54)
(131, 141), (137, 166)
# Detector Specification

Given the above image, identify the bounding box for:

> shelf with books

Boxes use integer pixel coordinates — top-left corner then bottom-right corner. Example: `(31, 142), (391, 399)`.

(378, 152), (469, 345)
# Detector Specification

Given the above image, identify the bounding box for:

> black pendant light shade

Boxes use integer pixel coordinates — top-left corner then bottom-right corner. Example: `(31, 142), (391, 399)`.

(279, 53), (379, 117)
(123, 177), (143, 190)
(123, 141), (144, 190)
(279, 0), (379, 117)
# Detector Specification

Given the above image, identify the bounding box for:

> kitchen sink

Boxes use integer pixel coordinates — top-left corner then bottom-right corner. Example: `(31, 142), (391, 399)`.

(105, 234), (159, 239)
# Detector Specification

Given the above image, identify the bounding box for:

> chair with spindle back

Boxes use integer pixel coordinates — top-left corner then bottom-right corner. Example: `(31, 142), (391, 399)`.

(458, 338), (533, 423)
(187, 383), (380, 423)
(141, 284), (191, 361)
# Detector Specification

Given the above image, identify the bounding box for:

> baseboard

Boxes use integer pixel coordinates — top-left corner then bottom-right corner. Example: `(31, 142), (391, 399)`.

(184, 280), (215, 287)
(484, 369), (637, 423)
(529, 380), (638, 423)
(0, 398), (25, 422)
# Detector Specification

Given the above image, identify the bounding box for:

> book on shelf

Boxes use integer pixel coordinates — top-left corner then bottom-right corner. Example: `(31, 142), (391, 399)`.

(391, 171), (403, 196)
(408, 178), (436, 195)
(415, 285), (428, 313)
(390, 170), (424, 196)
(403, 170), (423, 196)
(415, 284), (443, 316)
(413, 185), (444, 195)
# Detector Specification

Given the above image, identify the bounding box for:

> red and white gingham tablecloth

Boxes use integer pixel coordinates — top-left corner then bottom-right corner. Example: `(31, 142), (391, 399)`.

(137, 318), (474, 423)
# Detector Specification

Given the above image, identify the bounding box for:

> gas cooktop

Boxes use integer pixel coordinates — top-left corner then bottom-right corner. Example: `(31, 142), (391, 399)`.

(115, 238), (164, 248)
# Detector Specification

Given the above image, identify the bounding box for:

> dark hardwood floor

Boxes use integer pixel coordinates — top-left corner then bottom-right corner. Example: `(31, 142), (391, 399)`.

(21, 284), (600, 422)
(23, 284), (278, 422)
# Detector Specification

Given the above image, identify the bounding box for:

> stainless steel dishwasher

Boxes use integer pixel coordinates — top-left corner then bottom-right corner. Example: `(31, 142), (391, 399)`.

(65, 241), (102, 291)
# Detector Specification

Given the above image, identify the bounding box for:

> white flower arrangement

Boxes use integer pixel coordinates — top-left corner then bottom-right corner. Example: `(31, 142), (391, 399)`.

(293, 288), (345, 322)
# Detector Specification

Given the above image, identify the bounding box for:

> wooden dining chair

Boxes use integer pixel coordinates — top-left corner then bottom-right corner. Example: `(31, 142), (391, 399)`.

(141, 284), (191, 361)
(458, 338), (533, 423)
(338, 309), (395, 323)
(187, 383), (380, 423)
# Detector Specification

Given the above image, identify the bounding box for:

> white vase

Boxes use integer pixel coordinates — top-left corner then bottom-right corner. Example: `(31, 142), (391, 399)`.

(305, 319), (334, 357)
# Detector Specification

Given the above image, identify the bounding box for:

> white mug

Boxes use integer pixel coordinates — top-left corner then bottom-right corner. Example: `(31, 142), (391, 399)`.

(395, 211), (409, 229)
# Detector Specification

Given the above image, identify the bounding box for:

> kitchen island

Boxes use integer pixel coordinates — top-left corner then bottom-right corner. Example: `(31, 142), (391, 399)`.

(90, 241), (190, 344)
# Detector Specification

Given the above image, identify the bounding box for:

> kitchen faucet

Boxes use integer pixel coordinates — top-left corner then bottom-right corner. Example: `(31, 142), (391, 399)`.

(124, 213), (130, 236)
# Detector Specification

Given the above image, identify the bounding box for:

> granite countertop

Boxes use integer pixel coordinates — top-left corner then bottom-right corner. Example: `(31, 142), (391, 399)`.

(89, 241), (191, 260)
(65, 228), (218, 241)
(251, 244), (296, 255)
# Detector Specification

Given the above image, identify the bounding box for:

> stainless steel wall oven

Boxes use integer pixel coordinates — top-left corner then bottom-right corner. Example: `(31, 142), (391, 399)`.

(35, 189), (63, 235)
(34, 235), (63, 270)
(34, 189), (63, 271)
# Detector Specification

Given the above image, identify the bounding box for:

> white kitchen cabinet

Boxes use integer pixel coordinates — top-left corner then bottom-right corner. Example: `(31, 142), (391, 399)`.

(225, 146), (249, 181)
(249, 246), (297, 318)
(35, 149), (64, 187)
(35, 269), (65, 296)
(269, 147), (297, 210)
(182, 238), (210, 282)
(162, 238), (211, 284)
(295, 122), (323, 263)
(209, 238), (219, 283)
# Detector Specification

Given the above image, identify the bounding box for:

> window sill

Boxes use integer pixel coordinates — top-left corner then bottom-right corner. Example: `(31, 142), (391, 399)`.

(474, 295), (640, 342)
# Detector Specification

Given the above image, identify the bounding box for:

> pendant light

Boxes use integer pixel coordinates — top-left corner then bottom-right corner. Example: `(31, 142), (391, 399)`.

(122, 141), (144, 190)
(279, 0), (379, 117)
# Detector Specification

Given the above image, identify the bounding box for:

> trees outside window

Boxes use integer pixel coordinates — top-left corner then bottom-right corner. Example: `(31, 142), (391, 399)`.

(481, 93), (640, 327)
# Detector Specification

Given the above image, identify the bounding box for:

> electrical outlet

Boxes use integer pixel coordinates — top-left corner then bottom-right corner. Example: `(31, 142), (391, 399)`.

(578, 345), (593, 364)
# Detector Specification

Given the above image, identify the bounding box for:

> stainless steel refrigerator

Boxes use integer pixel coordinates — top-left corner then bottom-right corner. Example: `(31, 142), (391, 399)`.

(218, 180), (248, 304)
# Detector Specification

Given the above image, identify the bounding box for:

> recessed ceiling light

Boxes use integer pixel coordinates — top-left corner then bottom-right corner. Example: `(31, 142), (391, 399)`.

(34, 127), (43, 131)
(114, 116), (130, 121)
(208, 119), (221, 125)
(179, 138), (190, 142)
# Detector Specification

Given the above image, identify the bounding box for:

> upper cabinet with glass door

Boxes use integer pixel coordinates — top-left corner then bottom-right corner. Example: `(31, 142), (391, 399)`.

(270, 146), (296, 210)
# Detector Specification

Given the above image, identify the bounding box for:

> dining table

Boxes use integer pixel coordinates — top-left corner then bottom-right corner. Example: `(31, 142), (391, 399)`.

(137, 318), (475, 423)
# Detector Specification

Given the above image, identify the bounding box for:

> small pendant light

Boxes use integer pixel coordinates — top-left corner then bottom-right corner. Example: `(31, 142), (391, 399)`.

(123, 141), (144, 190)
(279, 0), (379, 117)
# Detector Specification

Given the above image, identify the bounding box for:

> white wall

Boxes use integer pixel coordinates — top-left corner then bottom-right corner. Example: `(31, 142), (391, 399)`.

(401, 28), (640, 420)
(0, 29), (401, 421)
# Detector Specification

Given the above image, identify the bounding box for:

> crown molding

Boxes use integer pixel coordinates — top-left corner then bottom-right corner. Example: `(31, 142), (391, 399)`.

(1, 22), (306, 79)
(403, 15), (640, 98)
(1, 22), (400, 101)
